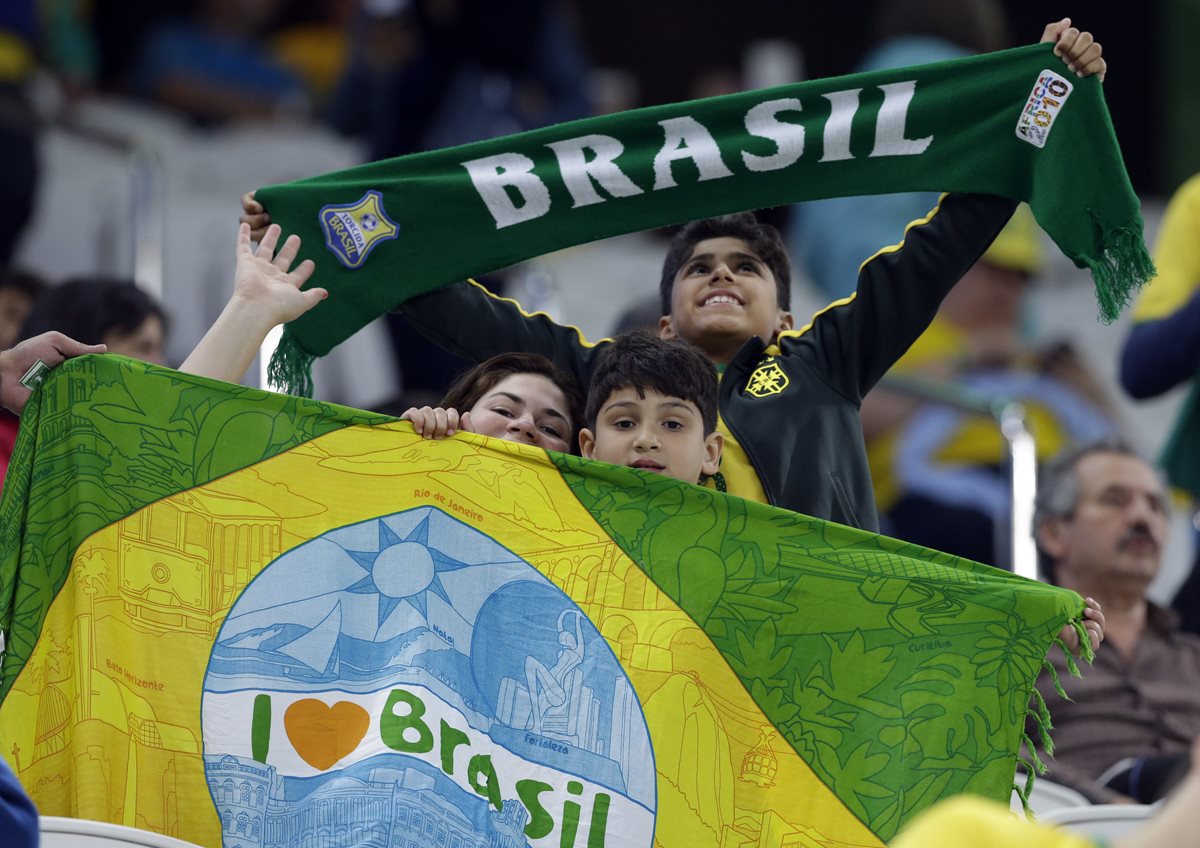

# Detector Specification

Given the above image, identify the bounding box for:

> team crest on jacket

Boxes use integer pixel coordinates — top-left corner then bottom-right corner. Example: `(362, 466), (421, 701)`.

(746, 360), (789, 397)
(319, 190), (400, 269)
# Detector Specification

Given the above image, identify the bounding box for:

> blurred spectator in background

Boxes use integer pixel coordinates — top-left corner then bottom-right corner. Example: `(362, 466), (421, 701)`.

(610, 294), (662, 336)
(38, 0), (97, 94)
(324, 0), (594, 411)
(131, 0), (307, 125)
(863, 207), (1119, 566)
(21, 278), (168, 365)
(0, 269), (44, 349)
(787, 0), (1009, 300)
(0, 2), (43, 266)
(328, 0), (592, 159)
(1032, 438), (1200, 804)
(268, 0), (357, 112)
(0, 278), (167, 488)
(1120, 173), (1200, 636)
(0, 0), (94, 262)
(91, 0), (172, 92)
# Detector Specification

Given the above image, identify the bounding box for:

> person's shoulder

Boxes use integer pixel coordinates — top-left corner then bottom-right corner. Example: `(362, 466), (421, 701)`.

(1169, 631), (1200, 670)
(1154, 173), (1200, 230)
(0, 757), (37, 847)
(1150, 602), (1200, 650)
(1170, 624), (1200, 650)
(1172, 173), (1200, 206)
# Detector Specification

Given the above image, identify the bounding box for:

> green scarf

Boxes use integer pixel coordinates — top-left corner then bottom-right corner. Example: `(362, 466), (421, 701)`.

(257, 42), (1153, 396)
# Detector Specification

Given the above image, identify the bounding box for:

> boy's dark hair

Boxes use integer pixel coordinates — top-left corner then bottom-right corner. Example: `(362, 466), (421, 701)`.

(20, 277), (168, 344)
(586, 332), (719, 434)
(658, 212), (791, 316)
(441, 351), (585, 450)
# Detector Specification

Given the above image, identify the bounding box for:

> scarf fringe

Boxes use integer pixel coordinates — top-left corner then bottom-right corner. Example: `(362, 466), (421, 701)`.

(267, 331), (316, 398)
(1070, 617), (1095, 665)
(1019, 612), (1094, 816)
(1086, 220), (1157, 324)
(1016, 685), (1053, 817)
(1013, 752), (1040, 817)
(1028, 686), (1054, 757)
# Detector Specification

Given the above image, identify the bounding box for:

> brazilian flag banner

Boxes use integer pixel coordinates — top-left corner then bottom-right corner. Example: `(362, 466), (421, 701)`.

(0, 357), (1082, 847)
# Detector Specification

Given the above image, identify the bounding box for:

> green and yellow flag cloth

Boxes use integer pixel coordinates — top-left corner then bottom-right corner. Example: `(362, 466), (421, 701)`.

(0, 358), (1086, 846)
(256, 42), (1152, 394)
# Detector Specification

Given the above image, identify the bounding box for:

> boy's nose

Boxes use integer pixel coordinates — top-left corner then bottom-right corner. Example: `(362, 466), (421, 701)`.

(633, 429), (660, 450)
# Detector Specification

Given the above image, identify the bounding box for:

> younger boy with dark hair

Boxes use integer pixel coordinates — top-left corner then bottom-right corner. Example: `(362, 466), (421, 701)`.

(579, 333), (722, 486)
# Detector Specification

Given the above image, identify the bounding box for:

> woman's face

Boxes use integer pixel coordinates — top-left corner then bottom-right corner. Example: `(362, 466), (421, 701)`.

(466, 372), (574, 453)
(102, 315), (166, 365)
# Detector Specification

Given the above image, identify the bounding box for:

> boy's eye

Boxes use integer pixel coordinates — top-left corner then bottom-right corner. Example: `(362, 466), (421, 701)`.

(738, 261), (759, 274)
(612, 418), (636, 430)
(687, 263), (709, 275)
(663, 420), (684, 431)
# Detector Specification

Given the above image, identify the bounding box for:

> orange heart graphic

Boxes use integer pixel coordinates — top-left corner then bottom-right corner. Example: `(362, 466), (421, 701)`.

(283, 699), (370, 771)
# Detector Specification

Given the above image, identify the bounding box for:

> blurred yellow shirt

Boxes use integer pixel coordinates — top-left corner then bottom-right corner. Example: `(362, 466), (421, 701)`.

(891, 796), (1098, 848)
(867, 317), (1074, 512)
(1132, 173), (1200, 322)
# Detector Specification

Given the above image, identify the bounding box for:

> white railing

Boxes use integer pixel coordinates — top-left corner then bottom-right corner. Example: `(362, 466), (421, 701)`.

(878, 375), (1040, 580)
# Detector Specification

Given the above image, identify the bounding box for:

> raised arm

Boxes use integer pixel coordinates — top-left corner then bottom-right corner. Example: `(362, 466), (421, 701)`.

(784, 19), (1106, 399)
(786, 192), (1018, 400)
(244, 189), (604, 387)
(180, 224), (327, 385)
(398, 280), (605, 391)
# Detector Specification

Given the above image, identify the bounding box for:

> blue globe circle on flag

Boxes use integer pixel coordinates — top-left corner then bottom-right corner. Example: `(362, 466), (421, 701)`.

(201, 506), (656, 847)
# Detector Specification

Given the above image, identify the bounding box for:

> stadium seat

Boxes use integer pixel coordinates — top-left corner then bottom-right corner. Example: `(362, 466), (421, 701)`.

(39, 816), (204, 847)
(1011, 772), (1092, 818)
(1038, 803), (1156, 840)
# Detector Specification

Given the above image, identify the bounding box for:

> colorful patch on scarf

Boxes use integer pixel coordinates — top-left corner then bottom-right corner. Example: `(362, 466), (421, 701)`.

(318, 189), (400, 269)
(1016, 70), (1074, 148)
